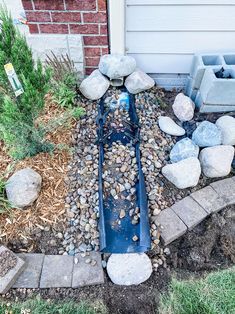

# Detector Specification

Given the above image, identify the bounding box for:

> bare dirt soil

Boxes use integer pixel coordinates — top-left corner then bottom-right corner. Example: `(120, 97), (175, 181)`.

(2, 205), (234, 314)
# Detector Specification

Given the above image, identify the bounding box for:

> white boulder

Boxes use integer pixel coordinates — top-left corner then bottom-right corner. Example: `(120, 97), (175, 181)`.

(124, 70), (155, 94)
(99, 54), (136, 79)
(158, 116), (185, 136)
(199, 145), (234, 178)
(162, 157), (201, 189)
(107, 253), (152, 286)
(79, 69), (110, 100)
(6, 168), (42, 208)
(172, 93), (195, 122)
(215, 115), (235, 145)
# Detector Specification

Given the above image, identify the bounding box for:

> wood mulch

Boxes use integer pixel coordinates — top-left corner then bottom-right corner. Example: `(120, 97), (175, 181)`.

(0, 97), (75, 245)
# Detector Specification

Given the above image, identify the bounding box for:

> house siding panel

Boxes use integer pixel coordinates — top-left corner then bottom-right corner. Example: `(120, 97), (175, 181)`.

(126, 1), (235, 88)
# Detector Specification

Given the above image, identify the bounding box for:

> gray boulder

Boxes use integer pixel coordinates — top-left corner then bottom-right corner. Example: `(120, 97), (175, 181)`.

(99, 54), (136, 79)
(215, 115), (235, 146)
(79, 69), (110, 100)
(6, 168), (42, 208)
(192, 121), (222, 147)
(158, 116), (185, 136)
(107, 253), (152, 285)
(162, 157), (201, 189)
(170, 138), (199, 163)
(124, 70), (155, 94)
(199, 145), (234, 178)
(172, 93), (195, 122)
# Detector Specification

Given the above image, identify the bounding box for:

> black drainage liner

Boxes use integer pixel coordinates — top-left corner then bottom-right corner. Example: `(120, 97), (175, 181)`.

(97, 88), (150, 253)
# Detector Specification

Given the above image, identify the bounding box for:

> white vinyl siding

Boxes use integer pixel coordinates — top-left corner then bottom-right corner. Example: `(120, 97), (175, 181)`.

(126, 0), (235, 88)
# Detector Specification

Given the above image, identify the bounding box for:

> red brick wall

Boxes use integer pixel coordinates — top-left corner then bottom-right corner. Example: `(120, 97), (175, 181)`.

(22, 0), (109, 74)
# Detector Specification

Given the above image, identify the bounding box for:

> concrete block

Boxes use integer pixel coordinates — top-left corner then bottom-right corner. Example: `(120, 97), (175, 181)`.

(13, 254), (44, 289)
(190, 53), (224, 88)
(195, 91), (235, 113)
(223, 54), (235, 67)
(40, 255), (73, 288)
(185, 77), (198, 101)
(171, 196), (208, 230)
(210, 177), (235, 206)
(191, 186), (227, 214)
(0, 246), (25, 294)
(27, 34), (84, 74)
(199, 68), (235, 106)
(155, 207), (187, 245)
(72, 252), (104, 288)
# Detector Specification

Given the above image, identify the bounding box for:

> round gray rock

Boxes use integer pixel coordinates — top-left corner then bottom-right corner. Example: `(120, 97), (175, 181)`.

(199, 145), (234, 178)
(79, 69), (110, 100)
(215, 115), (235, 145)
(124, 70), (155, 94)
(172, 93), (195, 122)
(170, 138), (199, 163)
(6, 168), (42, 208)
(158, 116), (185, 136)
(107, 253), (152, 285)
(162, 157), (201, 189)
(99, 54), (136, 79)
(192, 121), (222, 147)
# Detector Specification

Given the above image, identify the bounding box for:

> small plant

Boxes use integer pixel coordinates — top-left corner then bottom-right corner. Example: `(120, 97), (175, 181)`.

(46, 52), (81, 108)
(0, 177), (10, 214)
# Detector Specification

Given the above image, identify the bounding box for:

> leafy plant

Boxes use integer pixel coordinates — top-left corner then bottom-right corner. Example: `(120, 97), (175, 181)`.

(46, 52), (81, 108)
(0, 177), (10, 215)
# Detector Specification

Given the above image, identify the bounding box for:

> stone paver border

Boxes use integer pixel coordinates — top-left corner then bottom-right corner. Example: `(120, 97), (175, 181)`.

(155, 176), (235, 245)
(1, 177), (234, 292)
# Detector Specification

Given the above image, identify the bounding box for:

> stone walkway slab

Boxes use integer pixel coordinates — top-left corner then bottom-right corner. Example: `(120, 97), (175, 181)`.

(0, 246), (25, 294)
(13, 254), (44, 289)
(171, 196), (208, 230)
(210, 177), (235, 206)
(154, 207), (187, 245)
(72, 252), (104, 288)
(40, 255), (73, 288)
(191, 186), (227, 214)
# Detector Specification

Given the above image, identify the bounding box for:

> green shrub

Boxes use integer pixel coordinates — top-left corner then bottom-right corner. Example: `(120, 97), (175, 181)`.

(159, 267), (235, 314)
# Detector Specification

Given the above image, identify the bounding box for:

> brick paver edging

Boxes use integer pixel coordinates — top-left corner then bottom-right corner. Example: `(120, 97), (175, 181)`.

(155, 176), (235, 245)
(0, 251), (104, 294)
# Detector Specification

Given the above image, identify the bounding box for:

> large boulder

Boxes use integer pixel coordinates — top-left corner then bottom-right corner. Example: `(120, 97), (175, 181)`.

(215, 115), (235, 145)
(79, 69), (110, 100)
(6, 168), (42, 208)
(124, 70), (155, 94)
(158, 116), (185, 136)
(172, 93), (195, 122)
(107, 253), (152, 285)
(162, 157), (201, 189)
(192, 121), (222, 147)
(99, 54), (136, 79)
(170, 138), (199, 163)
(199, 145), (234, 178)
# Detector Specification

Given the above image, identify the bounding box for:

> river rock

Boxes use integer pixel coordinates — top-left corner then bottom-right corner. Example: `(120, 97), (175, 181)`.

(170, 138), (199, 163)
(192, 121), (222, 147)
(99, 54), (136, 79)
(6, 168), (42, 208)
(158, 116), (185, 136)
(124, 70), (155, 94)
(107, 253), (152, 285)
(172, 93), (195, 122)
(162, 157), (201, 189)
(79, 69), (110, 100)
(199, 145), (234, 178)
(215, 115), (235, 145)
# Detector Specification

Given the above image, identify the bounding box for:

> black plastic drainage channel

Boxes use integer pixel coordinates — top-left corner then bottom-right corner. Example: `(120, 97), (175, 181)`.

(97, 88), (151, 253)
